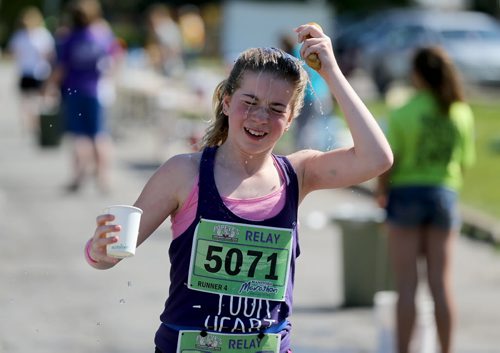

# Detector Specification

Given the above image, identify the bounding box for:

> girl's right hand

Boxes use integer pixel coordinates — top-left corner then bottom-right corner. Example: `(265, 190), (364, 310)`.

(88, 214), (122, 266)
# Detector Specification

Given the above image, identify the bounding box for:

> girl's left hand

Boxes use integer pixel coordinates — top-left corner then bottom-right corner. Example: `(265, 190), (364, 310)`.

(295, 23), (338, 72)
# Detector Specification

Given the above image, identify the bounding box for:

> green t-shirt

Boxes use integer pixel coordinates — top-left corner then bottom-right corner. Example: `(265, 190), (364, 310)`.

(387, 91), (475, 191)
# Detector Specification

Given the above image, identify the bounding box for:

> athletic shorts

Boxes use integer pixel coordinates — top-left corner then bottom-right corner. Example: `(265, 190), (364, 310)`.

(62, 93), (105, 137)
(19, 76), (43, 92)
(385, 185), (460, 230)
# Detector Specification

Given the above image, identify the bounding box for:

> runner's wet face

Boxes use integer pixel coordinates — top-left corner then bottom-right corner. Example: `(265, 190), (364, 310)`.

(224, 71), (294, 151)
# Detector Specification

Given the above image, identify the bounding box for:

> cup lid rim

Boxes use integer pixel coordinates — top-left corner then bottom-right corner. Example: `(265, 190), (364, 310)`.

(104, 205), (143, 214)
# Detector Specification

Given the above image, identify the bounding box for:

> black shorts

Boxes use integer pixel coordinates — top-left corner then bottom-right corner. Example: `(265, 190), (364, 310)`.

(386, 185), (460, 230)
(19, 76), (44, 92)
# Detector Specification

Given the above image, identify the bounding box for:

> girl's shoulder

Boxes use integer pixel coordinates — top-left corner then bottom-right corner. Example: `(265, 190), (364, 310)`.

(147, 152), (201, 208)
(285, 149), (322, 182)
(285, 149), (321, 167)
(450, 100), (472, 114)
(159, 152), (201, 179)
(388, 91), (431, 123)
(449, 101), (474, 128)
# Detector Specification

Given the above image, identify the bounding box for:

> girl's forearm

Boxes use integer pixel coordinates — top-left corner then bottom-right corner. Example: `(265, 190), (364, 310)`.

(325, 66), (393, 169)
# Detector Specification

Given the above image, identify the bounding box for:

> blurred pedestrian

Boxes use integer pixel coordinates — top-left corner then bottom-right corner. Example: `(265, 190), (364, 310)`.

(177, 4), (206, 67)
(8, 6), (55, 133)
(376, 46), (476, 353)
(145, 3), (184, 77)
(47, 0), (118, 193)
(85, 24), (392, 353)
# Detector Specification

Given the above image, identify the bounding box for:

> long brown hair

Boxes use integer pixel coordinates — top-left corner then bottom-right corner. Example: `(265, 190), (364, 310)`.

(201, 47), (309, 148)
(412, 46), (464, 114)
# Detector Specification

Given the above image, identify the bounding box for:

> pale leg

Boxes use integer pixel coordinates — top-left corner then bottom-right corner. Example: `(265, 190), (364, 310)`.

(388, 224), (421, 353)
(424, 226), (456, 353)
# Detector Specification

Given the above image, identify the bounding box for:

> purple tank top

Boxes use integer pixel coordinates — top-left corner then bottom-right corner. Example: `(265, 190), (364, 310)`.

(154, 146), (300, 352)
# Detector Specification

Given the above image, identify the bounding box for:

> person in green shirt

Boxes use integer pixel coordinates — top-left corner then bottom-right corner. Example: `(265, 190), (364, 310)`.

(377, 46), (475, 353)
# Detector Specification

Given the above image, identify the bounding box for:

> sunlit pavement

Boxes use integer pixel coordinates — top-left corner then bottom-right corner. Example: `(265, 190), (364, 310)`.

(1, 60), (500, 353)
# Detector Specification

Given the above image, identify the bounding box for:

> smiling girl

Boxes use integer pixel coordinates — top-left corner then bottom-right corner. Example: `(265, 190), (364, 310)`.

(85, 23), (393, 353)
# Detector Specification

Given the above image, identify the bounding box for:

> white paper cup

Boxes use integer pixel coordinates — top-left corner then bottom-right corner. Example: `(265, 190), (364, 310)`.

(104, 205), (143, 258)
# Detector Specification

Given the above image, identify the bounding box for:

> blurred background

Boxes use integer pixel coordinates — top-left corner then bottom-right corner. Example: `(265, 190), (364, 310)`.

(1, 0), (499, 352)
(2, 0), (499, 221)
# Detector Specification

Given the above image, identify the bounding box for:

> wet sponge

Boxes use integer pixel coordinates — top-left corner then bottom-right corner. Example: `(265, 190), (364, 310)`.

(305, 22), (323, 70)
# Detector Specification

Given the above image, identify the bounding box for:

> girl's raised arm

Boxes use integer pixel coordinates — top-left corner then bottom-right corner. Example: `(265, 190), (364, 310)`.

(290, 24), (393, 199)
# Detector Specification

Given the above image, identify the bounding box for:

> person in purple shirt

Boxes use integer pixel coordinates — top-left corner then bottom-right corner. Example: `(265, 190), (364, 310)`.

(49, 0), (117, 193)
(85, 23), (393, 353)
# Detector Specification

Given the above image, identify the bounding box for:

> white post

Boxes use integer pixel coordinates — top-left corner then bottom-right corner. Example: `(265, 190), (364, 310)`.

(411, 296), (437, 353)
(374, 291), (397, 353)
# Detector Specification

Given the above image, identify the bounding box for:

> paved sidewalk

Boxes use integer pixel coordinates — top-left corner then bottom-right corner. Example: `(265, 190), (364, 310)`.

(1, 60), (500, 353)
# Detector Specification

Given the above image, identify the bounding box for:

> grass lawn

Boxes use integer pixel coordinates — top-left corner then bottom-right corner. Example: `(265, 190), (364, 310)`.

(366, 98), (500, 219)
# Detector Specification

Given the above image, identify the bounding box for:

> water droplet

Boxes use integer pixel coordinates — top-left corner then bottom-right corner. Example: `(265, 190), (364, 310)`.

(127, 281), (132, 287)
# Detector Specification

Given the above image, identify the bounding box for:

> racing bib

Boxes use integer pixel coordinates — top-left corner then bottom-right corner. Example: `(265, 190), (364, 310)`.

(177, 330), (280, 353)
(188, 218), (293, 301)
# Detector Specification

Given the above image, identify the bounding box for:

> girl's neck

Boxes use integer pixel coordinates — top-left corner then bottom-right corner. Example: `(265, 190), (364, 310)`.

(216, 144), (273, 176)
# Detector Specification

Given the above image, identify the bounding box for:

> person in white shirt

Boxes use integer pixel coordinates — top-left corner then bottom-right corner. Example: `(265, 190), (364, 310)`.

(8, 6), (55, 132)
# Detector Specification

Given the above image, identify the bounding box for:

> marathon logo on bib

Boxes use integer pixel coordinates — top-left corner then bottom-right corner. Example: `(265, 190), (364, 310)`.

(213, 224), (240, 242)
(239, 280), (278, 296)
(196, 333), (222, 350)
(188, 219), (293, 301)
